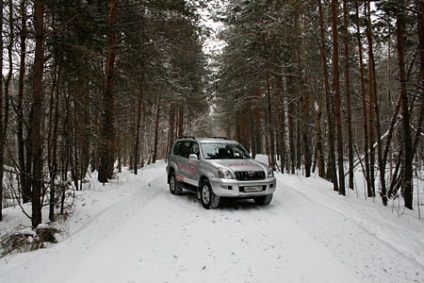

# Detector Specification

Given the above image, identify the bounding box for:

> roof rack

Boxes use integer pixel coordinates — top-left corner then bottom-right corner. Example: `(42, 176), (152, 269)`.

(211, 136), (228, 140)
(177, 136), (196, 140)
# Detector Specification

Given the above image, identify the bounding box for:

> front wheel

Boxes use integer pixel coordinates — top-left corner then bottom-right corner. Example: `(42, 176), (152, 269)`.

(254, 194), (273, 205)
(200, 179), (220, 209)
(169, 173), (182, 195)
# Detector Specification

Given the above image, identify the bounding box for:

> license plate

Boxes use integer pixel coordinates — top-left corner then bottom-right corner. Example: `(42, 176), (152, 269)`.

(244, 186), (262, 192)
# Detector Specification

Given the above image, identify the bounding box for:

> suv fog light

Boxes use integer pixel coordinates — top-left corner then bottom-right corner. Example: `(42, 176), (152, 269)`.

(220, 185), (233, 190)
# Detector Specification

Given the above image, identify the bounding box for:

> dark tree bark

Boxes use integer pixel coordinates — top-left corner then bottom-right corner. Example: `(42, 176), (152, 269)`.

(331, 0), (346, 195)
(319, 0), (338, 190)
(265, 60), (275, 170)
(134, 87), (144, 174)
(18, 0), (31, 204)
(287, 76), (296, 174)
(152, 103), (161, 164)
(48, 64), (60, 221)
(395, 0), (414, 210)
(313, 90), (325, 178)
(0, 0), (13, 222)
(31, 0), (45, 228)
(364, 1), (386, 205)
(177, 106), (184, 137)
(0, 0), (4, 222)
(343, 0), (354, 190)
(413, 0), (424, 156)
(4, 0), (12, 146)
(276, 75), (287, 174)
(365, 2), (376, 197)
(98, 0), (118, 183)
(253, 89), (262, 158)
(384, 96), (401, 200)
(355, 0), (372, 197)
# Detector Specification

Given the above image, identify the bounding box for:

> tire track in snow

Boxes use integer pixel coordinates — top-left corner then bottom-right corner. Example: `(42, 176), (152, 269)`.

(275, 173), (424, 283)
(69, 182), (366, 283)
(3, 163), (422, 283)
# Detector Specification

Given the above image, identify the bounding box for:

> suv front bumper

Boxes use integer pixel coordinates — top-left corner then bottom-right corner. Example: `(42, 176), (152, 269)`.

(209, 177), (276, 198)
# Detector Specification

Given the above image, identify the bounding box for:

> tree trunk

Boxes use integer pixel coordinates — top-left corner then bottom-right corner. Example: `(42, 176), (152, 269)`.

(98, 0), (118, 183)
(366, 2), (376, 197)
(18, 0), (30, 204)
(287, 76), (296, 174)
(319, 0), (338, 190)
(331, 0), (346, 195)
(277, 75), (287, 173)
(177, 106), (184, 137)
(152, 103), (161, 164)
(0, 0), (4, 222)
(31, 0), (45, 228)
(3, 0), (12, 146)
(413, 0), (424, 156)
(1, 0), (14, 222)
(395, 0), (414, 210)
(73, 98), (79, 190)
(61, 92), (71, 215)
(343, 0), (354, 190)
(253, 88), (262, 158)
(48, 64), (60, 221)
(314, 90), (325, 178)
(134, 87), (144, 174)
(355, 0), (372, 197)
(383, 95), (402, 200)
(303, 69), (313, 177)
(265, 61), (275, 170)
(365, 2), (386, 204)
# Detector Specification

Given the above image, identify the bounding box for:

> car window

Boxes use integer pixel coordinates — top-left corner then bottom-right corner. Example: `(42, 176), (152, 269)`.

(172, 141), (182, 156)
(201, 143), (250, 160)
(174, 141), (192, 158)
(190, 142), (199, 157)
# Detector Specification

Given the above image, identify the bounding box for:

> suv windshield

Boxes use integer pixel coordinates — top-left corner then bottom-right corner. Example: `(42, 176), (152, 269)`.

(201, 143), (250, 160)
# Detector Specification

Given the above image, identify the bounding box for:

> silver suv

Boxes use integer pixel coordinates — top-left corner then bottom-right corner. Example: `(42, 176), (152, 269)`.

(166, 137), (276, 209)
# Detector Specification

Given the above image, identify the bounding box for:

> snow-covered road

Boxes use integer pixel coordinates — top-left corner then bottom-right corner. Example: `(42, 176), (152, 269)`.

(0, 161), (423, 283)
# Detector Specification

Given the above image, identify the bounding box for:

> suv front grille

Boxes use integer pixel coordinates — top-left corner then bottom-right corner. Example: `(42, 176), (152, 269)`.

(235, 171), (266, 181)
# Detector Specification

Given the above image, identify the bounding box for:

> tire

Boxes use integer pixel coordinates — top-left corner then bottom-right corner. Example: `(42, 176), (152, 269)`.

(169, 173), (182, 195)
(254, 194), (273, 206)
(200, 179), (220, 209)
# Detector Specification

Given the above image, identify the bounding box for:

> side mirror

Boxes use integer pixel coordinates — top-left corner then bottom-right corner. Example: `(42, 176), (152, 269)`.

(189, 154), (199, 161)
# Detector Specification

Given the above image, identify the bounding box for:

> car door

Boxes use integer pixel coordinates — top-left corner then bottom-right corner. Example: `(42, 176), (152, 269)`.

(173, 140), (191, 184)
(184, 142), (200, 186)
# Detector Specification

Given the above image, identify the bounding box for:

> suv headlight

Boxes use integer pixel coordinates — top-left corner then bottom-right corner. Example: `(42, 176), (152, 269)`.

(218, 168), (234, 179)
(267, 166), (274, 177)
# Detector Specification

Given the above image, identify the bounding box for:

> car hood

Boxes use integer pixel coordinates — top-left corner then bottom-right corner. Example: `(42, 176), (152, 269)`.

(210, 159), (267, 172)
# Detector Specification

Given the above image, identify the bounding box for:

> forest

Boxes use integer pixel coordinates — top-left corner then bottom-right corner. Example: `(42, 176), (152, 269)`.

(0, 0), (423, 228)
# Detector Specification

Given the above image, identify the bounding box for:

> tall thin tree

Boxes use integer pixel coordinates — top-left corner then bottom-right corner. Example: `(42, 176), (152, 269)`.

(355, 0), (372, 197)
(395, 0), (414, 209)
(18, 0), (30, 203)
(343, 0), (354, 190)
(331, 0), (346, 195)
(319, 0), (338, 191)
(0, 0), (4, 222)
(98, 0), (118, 183)
(31, 0), (45, 228)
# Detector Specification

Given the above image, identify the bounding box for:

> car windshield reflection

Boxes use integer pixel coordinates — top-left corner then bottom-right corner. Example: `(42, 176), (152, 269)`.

(201, 143), (250, 160)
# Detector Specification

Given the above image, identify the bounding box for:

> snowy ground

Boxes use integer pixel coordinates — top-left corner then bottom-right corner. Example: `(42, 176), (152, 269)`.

(0, 160), (423, 283)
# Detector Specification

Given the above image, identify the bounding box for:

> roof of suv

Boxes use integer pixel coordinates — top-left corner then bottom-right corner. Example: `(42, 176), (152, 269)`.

(176, 137), (238, 143)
